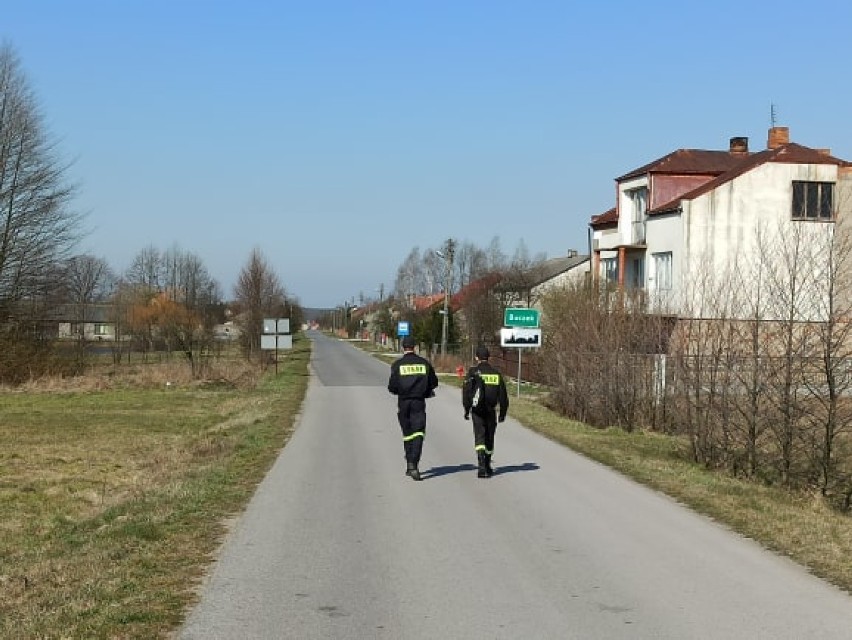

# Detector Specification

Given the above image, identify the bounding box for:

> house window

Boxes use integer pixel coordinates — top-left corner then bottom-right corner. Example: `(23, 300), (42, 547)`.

(653, 252), (672, 290)
(629, 187), (648, 243)
(792, 181), (834, 220)
(94, 323), (109, 336)
(602, 257), (618, 283)
(631, 257), (645, 289)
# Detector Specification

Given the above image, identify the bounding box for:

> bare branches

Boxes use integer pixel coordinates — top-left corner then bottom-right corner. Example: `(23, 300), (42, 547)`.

(233, 248), (288, 360)
(0, 44), (81, 312)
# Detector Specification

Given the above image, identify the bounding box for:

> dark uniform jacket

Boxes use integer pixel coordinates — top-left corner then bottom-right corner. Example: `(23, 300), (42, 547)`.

(388, 352), (439, 400)
(462, 361), (509, 421)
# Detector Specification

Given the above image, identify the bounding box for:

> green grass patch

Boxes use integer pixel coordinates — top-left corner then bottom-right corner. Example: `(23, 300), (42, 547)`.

(0, 338), (311, 639)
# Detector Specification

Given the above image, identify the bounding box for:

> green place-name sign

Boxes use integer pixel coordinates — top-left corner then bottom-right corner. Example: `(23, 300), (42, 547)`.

(504, 307), (540, 328)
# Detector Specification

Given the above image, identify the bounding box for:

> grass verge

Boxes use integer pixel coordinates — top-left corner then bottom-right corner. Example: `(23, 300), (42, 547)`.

(510, 396), (852, 594)
(0, 338), (310, 639)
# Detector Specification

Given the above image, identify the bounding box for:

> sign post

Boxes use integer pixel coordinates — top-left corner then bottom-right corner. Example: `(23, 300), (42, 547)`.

(504, 307), (540, 328)
(262, 318), (292, 374)
(502, 309), (542, 397)
(396, 321), (410, 351)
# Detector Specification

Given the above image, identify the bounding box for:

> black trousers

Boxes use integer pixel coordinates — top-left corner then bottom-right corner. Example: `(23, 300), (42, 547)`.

(471, 409), (497, 456)
(397, 398), (427, 464)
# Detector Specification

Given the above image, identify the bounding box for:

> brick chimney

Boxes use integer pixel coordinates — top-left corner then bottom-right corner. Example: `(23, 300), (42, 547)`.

(729, 137), (749, 154)
(768, 126), (789, 149)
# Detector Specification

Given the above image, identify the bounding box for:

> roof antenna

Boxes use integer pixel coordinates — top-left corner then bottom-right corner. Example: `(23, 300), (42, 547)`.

(770, 103), (777, 128)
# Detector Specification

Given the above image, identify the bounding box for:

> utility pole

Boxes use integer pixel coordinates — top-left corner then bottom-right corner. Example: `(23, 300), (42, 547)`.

(438, 238), (455, 357)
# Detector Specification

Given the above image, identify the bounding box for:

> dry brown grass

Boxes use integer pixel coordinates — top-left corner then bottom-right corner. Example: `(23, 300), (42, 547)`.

(1, 356), (265, 394)
(0, 341), (310, 639)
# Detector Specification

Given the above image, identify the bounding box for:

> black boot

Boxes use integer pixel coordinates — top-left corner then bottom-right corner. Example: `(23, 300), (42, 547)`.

(406, 461), (422, 481)
(485, 453), (494, 477)
(477, 452), (489, 478)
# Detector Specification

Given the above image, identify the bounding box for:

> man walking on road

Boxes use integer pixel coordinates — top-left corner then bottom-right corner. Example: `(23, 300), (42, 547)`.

(388, 335), (439, 481)
(462, 345), (509, 478)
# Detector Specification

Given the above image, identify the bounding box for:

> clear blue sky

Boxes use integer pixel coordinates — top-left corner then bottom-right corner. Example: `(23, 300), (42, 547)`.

(5, 1), (852, 308)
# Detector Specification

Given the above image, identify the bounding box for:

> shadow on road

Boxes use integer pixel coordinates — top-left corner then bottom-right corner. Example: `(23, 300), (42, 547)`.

(421, 461), (540, 479)
(421, 463), (478, 479)
(492, 462), (540, 476)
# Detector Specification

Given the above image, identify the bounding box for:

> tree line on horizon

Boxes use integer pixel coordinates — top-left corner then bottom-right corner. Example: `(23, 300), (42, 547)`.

(0, 44), (302, 383)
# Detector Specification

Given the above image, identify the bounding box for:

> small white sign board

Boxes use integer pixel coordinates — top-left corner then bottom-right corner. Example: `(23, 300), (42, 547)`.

(263, 318), (277, 334)
(501, 327), (542, 348)
(261, 335), (293, 350)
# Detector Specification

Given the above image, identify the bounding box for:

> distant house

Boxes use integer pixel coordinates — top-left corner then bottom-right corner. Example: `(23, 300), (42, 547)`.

(488, 251), (590, 312)
(528, 251), (590, 307)
(55, 304), (118, 341)
(410, 293), (445, 312)
(590, 127), (852, 320)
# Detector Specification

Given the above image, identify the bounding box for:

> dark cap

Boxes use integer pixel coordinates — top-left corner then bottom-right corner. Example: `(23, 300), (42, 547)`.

(402, 335), (416, 349)
(475, 345), (490, 360)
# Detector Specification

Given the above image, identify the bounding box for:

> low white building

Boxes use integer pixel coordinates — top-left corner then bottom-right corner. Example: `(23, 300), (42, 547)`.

(529, 251), (590, 306)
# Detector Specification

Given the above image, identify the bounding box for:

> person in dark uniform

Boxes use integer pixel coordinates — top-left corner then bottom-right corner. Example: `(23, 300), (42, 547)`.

(388, 335), (439, 481)
(462, 345), (509, 478)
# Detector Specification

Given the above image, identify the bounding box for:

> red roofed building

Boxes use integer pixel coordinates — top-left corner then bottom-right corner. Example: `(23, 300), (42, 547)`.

(590, 127), (852, 320)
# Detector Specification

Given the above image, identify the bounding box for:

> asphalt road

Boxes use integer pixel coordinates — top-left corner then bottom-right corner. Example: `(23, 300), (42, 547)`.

(179, 331), (852, 639)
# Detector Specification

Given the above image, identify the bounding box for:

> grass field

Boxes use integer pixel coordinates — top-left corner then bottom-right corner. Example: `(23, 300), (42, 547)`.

(0, 339), (310, 639)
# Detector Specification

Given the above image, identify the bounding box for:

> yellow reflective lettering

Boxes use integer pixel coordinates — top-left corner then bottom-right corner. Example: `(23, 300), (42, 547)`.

(400, 364), (427, 376)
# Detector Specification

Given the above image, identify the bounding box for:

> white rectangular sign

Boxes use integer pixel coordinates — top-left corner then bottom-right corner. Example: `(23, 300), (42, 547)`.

(501, 327), (542, 348)
(263, 318), (277, 334)
(261, 335), (293, 350)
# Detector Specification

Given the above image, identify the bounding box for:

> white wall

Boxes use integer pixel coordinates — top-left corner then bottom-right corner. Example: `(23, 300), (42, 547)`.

(532, 263), (590, 307)
(681, 162), (841, 320)
(618, 176), (648, 244)
(644, 211), (682, 314)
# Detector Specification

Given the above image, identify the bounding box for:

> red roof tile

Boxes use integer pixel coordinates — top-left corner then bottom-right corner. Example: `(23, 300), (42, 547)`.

(618, 149), (746, 182)
(411, 294), (444, 311)
(590, 207), (617, 227)
(450, 273), (503, 312)
(649, 143), (851, 214)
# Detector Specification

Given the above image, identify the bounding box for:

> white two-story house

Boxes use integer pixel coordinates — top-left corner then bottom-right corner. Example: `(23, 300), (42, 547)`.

(590, 127), (852, 320)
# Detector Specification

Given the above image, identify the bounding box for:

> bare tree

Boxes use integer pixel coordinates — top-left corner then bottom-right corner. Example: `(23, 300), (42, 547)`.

(63, 254), (114, 308)
(496, 240), (549, 308)
(125, 245), (162, 293)
(485, 236), (507, 271)
(763, 221), (812, 486)
(118, 245), (223, 366)
(453, 240), (488, 290)
(803, 180), (852, 505)
(61, 254), (114, 363)
(726, 232), (774, 478)
(422, 250), (443, 295)
(0, 44), (81, 382)
(393, 247), (423, 304)
(234, 248), (287, 360)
